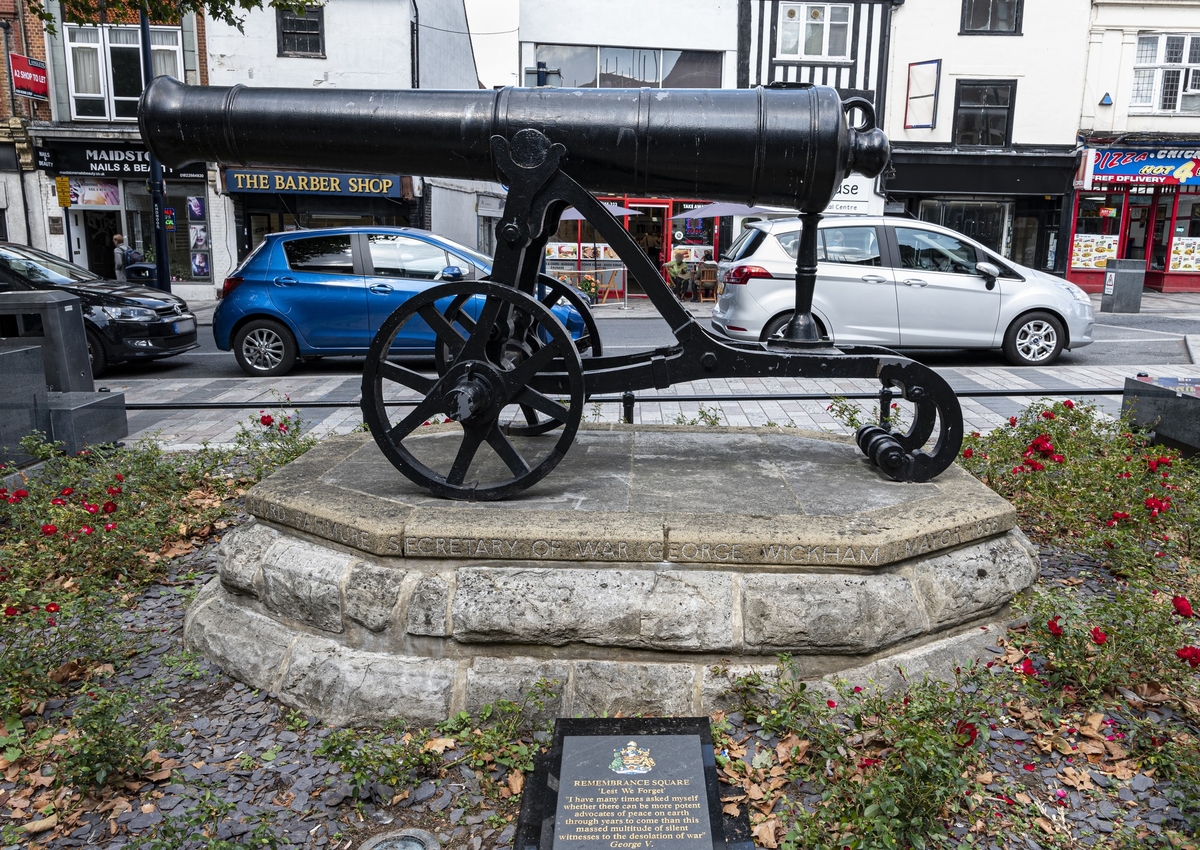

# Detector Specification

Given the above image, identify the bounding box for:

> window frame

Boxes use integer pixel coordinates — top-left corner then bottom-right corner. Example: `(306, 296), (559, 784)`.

(959, 0), (1024, 36)
(529, 44), (722, 88)
(776, 2), (854, 62)
(1130, 33), (1200, 115)
(63, 24), (183, 122)
(277, 5), (326, 59)
(952, 79), (1017, 148)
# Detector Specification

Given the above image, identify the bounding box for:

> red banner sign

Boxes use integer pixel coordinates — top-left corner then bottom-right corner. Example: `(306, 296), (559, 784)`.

(10, 54), (48, 101)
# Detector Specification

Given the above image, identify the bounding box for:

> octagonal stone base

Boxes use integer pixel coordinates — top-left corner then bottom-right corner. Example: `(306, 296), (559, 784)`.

(185, 427), (1038, 726)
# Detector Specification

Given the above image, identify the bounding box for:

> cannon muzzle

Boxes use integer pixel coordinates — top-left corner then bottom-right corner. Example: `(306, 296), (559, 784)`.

(139, 77), (888, 213)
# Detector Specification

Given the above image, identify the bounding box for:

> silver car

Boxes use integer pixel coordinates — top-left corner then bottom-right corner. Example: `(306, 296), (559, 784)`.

(711, 216), (1094, 366)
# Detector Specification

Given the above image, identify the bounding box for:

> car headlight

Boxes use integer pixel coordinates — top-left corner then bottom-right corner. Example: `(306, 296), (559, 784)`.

(1052, 278), (1090, 303)
(101, 305), (157, 321)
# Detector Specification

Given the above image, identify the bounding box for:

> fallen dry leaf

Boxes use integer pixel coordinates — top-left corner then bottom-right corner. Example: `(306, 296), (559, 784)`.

(976, 771), (994, 785)
(1034, 816), (1056, 835)
(752, 819), (779, 849)
(507, 770), (525, 795)
(49, 660), (85, 685)
(1060, 766), (1094, 791)
(1015, 793), (1032, 805)
(722, 802), (741, 818)
(21, 814), (57, 834)
(422, 737), (456, 754)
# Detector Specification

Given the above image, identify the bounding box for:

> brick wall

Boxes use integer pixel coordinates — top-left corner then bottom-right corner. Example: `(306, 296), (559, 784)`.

(0, 1), (50, 123)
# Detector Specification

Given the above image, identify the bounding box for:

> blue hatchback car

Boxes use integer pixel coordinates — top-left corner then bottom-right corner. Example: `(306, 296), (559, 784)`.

(214, 227), (586, 376)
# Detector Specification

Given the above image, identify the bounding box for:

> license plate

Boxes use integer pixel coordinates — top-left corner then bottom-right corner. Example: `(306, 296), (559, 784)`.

(173, 317), (195, 334)
(716, 281), (725, 297)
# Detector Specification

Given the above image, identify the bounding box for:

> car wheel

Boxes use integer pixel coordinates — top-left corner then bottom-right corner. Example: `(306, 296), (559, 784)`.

(86, 328), (108, 379)
(1003, 311), (1065, 366)
(233, 319), (298, 377)
(760, 312), (828, 342)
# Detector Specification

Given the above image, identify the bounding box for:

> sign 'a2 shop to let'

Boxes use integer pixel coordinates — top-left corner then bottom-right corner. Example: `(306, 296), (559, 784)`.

(10, 54), (47, 101)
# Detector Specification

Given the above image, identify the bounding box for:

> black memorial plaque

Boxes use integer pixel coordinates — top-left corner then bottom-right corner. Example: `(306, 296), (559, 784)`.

(514, 718), (750, 850)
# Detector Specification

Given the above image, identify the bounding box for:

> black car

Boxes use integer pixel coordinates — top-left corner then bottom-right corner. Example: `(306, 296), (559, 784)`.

(0, 243), (198, 377)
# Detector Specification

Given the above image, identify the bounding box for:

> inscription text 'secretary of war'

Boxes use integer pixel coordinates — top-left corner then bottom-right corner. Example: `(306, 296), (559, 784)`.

(255, 497), (1006, 566)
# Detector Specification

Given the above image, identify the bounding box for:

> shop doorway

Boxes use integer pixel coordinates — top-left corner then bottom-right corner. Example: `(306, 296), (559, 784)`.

(83, 210), (120, 278)
(628, 203), (667, 295)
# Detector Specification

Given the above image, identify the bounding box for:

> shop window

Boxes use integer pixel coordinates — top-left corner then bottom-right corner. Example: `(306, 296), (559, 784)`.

(960, 0), (1022, 35)
(532, 45), (721, 88)
(1131, 33), (1200, 113)
(277, 6), (325, 58)
(65, 25), (181, 121)
(777, 3), (851, 61)
(952, 80), (1015, 147)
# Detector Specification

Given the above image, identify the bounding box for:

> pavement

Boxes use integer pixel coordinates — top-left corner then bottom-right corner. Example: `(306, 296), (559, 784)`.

(113, 292), (1200, 451)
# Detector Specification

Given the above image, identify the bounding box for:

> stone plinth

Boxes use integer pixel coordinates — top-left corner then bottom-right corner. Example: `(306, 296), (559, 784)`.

(186, 427), (1038, 726)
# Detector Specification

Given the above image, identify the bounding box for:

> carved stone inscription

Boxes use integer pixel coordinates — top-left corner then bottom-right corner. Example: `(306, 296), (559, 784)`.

(554, 735), (711, 850)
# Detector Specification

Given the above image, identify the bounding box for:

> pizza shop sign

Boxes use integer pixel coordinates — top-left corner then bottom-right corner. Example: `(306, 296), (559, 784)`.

(1076, 147), (1200, 189)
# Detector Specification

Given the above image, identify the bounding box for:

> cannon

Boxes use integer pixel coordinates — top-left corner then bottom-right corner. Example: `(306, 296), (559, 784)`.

(140, 78), (962, 500)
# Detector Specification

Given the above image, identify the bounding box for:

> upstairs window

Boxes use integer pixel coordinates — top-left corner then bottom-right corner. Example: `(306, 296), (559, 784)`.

(961, 0), (1022, 35)
(1132, 33), (1200, 113)
(953, 80), (1016, 147)
(530, 45), (721, 88)
(277, 6), (325, 58)
(777, 3), (852, 61)
(65, 25), (181, 121)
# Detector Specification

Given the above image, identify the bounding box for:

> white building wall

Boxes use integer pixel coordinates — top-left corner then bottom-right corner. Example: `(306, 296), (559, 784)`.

(886, 0), (1090, 146)
(1081, 0), (1200, 137)
(518, 0), (738, 88)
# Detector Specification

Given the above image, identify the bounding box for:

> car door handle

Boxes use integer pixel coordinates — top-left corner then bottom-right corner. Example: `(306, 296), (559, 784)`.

(272, 276), (297, 287)
(901, 278), (929, 287)
(368, 283), (394, 294)
(861, 274), (889, 284)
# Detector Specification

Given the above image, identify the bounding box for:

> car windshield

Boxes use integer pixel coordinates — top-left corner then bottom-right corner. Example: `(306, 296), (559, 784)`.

(0, 245), (102, 285)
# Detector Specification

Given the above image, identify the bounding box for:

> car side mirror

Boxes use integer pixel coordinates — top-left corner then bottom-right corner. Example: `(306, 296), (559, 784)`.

(441, 266), (465, 282)
(976, 261), (1000, 291)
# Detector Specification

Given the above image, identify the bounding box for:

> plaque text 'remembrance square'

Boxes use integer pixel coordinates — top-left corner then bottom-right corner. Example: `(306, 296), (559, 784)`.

(554, 735), (711, 850)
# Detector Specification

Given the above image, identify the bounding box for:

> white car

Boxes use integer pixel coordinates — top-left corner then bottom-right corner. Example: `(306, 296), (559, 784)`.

(711, 216), (1094, 366)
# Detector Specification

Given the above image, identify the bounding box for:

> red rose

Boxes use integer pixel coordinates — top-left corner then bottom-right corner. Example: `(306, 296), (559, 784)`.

(1047, 615), (1063, 637)
(1176, 646), (1200, 668)
(1052, 454), (1064, 463)
(103, 522), (117, 531)
(260, 414), (274, 426)
(1042, 411), (1056, 420)
(1091, 627), (1108, 645)
(41, 524), (57, 536)
(954, 720), (978, 747)
(1009, 416), (1018, 427)
(1172, 596), (1194, 618)
(83, 502), (98, 514)
(279, 424), (289, 433)
(1019, 658), (1036, 675)
(1063, 399), (1075, 409)
(59, 487), (73, 496)
(826, 700), (837, 709)
(51, 498), (65, 506)
(107, 486), (121, 495)
(114, 473), (124, 482)
(3, 606), (16, 616)
(44, 603), (60, 613)
(102, 501), (117, 514)
(858, 758), (882, 769)
(963, 448), (974, 459)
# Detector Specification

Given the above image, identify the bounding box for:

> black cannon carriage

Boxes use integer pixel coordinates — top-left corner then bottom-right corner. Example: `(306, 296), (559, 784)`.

(140, 77), (962, 500)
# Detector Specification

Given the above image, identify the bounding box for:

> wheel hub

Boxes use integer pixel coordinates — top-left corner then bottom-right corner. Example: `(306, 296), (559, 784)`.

(441, 362), (505, 424)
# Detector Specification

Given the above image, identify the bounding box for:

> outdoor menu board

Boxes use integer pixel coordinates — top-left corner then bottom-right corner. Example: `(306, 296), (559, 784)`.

(1169, 236), (1200, 271)
(1071, 234), (1118, 269)
(544, 243), (714, 262)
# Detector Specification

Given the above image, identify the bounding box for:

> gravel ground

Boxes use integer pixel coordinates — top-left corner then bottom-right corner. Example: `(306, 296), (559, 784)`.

(10, 521), (1198, 849)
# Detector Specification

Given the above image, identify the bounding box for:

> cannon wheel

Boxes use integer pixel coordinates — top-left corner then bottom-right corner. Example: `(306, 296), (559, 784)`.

(435, 275), (601, 436)
(361, 282), (585, 501)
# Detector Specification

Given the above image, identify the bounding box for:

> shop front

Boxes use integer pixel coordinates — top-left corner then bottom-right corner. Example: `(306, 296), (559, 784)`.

(35, 138), (206, 283)
(543, 196), (718, 300)
(224, 168), (420, 261)
(886, 147), (1077, 275)
(1069, 146), (1200, 293)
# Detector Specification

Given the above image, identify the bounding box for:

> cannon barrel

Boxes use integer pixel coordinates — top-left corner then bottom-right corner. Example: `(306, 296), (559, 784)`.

(139, 77), (888, 212)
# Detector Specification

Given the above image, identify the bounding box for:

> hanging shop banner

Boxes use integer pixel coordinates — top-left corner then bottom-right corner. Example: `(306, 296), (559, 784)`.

(1076, 147), (1200, 189)
(225, 168), (404, 196)
(35, 141), (204, 180)
(10, 54), (48, 101)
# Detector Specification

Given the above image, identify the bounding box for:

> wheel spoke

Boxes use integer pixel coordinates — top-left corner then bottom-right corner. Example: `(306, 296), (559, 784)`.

(505, 340), (561, 391)
(447, 427), (485, 486)
(462, 294), (504, 360)
(386, 394), (446, 443)
(417, 303), (469, 358)
(484, 425), (531, 477)
(511, 386), (571, 424)
(377, 359), (436, 394)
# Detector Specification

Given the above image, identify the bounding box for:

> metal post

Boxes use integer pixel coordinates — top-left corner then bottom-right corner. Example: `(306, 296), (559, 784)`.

(784, 211), (823, 344)
(622, 392), (635, 424)
(62, 204), (73, 262)
(139, 6), (171, 293)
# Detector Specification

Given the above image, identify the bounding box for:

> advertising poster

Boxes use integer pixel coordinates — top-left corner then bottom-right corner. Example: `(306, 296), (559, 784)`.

(10, 54), (48, 101)
(68, 178), (119, 206)
(187, 196), (205, 220)
(191, 252), (210, 277)
(189, 224), (208, 250)
(1070, 234), (1118, 269)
